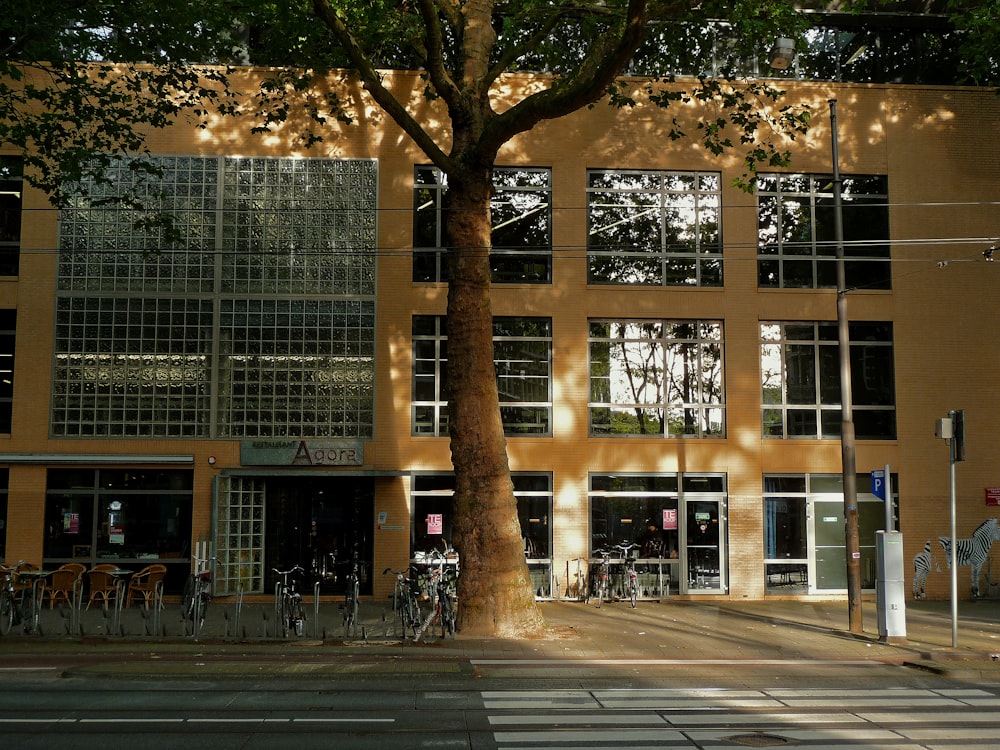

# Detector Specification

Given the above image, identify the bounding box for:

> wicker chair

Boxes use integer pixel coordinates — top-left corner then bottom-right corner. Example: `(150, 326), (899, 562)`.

(126, 564), (167, 609)
(86, 563), (119, 610)
(47, 562), (86, 609)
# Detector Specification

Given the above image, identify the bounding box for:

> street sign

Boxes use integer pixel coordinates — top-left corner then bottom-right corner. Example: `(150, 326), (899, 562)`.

(871, 470), (886, 500)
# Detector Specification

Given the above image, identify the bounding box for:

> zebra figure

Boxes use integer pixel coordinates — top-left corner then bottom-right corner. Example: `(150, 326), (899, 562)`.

(912, 541), (932, 599)
(939, 518), (1000, 598)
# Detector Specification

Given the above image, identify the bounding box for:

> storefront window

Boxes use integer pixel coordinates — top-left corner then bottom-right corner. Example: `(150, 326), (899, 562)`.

(0, 468), (8, 560)
(43, 469), (193, 592)
(411, 473), (554, 597)
(589, 473), (727, 596)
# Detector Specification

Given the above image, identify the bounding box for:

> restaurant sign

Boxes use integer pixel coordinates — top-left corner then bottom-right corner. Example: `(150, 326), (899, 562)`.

(241, 439), (364, 466)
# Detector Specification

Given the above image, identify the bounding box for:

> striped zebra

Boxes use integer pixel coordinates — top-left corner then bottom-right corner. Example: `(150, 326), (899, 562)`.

(912, 541), (932, 599)
(939, 518), (1000, 598)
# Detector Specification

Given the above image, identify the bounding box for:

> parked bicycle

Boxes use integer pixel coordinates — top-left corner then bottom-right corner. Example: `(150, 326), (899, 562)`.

(382, 565), (422, 639)
(341, 557), (361, 639)
(614, 542), (640, 608)
(273, 565), (306, 637)
(588, 548), (612, 608)
(181, 555), (216, 636)
(416, 545), (458, 640)
(0, 561), (28, 636)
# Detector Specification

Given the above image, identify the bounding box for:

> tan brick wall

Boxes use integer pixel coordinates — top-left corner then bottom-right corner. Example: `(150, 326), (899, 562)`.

(3, 74), (999, 604)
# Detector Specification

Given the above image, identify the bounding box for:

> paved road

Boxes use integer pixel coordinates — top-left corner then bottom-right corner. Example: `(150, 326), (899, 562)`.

(3, 671), (1000, 749)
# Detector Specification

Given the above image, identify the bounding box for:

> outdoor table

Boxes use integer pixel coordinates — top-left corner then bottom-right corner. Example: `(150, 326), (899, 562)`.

(104, 568), (134, 635)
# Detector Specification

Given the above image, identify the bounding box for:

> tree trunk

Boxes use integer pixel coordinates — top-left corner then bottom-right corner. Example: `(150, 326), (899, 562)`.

(445, 167), (546, 638)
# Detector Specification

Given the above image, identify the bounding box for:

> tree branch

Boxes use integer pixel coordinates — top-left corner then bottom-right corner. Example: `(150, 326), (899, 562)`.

(312, 0), (452, 169)
(480, 0), (656, 154)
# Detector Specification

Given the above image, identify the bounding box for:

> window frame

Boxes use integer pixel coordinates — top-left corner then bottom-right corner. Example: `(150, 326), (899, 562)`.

(587, 169), (723, 287)
(760, 321), (896, 439)
(412, 165), (553, 284)
(412, 315), (553, 437)
(756, 173), (891, 290)
(588, 319), (726, 438)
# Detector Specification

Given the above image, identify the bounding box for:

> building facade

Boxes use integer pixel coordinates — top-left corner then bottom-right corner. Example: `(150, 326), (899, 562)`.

(2, 53), (998, 604)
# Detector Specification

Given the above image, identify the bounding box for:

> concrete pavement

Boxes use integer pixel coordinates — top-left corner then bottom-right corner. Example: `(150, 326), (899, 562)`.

(2, 594), (1000, 680)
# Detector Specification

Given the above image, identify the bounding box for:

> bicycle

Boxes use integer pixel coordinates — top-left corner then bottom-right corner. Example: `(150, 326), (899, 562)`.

(341, 557), (361, 639)
(587, 549), (612, 608)
(434, 561), (458, 638)
(417, 546), (458, 640)
(614, 542), (640, 608)
(0, 561), (28, 636)
(273, 566), (306, 637)
(382, 565), (422, 639)
(181, 555), (215, 636)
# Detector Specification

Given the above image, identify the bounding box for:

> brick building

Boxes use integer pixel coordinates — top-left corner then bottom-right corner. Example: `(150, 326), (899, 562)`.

(1, 15), (998, 604)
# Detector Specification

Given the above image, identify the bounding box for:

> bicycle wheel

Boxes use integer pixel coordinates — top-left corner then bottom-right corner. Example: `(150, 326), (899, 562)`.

(181, 575), (196, 622)
(291, 595), (305, 636)
(279, 596), (291, 637)
(595, 578), (606, 608)
(343, 580), (358, 638)
(629, 578), (638, 608)
(198, 590), (210, 626)
(0, 590), (13, 635)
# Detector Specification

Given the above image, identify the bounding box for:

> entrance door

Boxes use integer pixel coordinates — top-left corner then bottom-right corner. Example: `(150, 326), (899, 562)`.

(684, 499), (725, 593)
(811, 497), (847, 590)
(265, 476), (374, 595)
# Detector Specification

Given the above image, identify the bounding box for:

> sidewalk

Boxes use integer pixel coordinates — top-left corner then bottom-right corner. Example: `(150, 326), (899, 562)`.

(3, 595), (1000, 674)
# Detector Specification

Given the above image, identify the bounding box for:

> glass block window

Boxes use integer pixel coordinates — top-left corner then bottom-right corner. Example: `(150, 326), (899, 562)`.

(0, 310), (13, 433)
(589, 320), (725, 437)
(0, 156), (22, 277)
(221, 158), (376, 295)
(412, 315), (552, 436)
(760, 321), (896, 439)
(413, 165), (552, 283)
(54, 155), (377, 439)
(219, 299), (375, 438)
(757, 174), (890, 290)
(587, 170), (722, 286)
(214, 476), (265, 595)
(51, 297), (213, 437)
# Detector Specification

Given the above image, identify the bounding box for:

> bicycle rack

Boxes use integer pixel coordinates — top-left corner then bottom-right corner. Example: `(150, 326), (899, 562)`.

(272, 581), (279, 638)
(150, 580), (163, 637)
(231, 581), (244, 639)
(69, 576), (84, 635)
(313, 581), (321, 638)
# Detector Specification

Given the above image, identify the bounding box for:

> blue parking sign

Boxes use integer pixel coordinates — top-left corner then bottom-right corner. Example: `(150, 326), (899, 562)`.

(871, 470), (886, 500)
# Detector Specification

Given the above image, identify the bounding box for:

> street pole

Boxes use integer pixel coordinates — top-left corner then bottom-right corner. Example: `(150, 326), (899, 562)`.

(949, 414), (958, 647)
(830, 99), (863, 634)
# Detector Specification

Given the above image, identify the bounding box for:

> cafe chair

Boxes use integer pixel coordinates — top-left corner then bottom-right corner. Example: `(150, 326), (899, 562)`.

(86, 563), (119, 610)
(126, 564), (167, 609)
(47, 562), (86, 609)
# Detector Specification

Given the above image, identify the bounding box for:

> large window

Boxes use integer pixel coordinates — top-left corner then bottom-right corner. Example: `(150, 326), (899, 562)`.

(764, 473), (896, 593)
(587, 170), (722, 286)
(411, 473), (553, 597)
(0, 156), (21, 277)
(43, 468), (193, 592)
(53, 156), (377, 438)
(589, 320), (724, 437)
(413, 166), (551, 283)
(0, 310), (14, 433)
(413, 315), (552, 436)
(760, 321), (896, 439)
(757, 174), (890, 290)
(0, 468), (7, 560)
(589, 473), (727, 596)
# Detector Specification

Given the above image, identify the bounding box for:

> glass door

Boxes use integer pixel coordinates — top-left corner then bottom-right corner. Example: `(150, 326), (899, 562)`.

(685, 499), (725, 592)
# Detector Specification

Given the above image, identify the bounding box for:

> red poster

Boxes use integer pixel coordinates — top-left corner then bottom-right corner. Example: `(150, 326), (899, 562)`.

(427, 513), (443, 535)
(663, 508), (678, 530)
(986, 488), (1000, 506)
